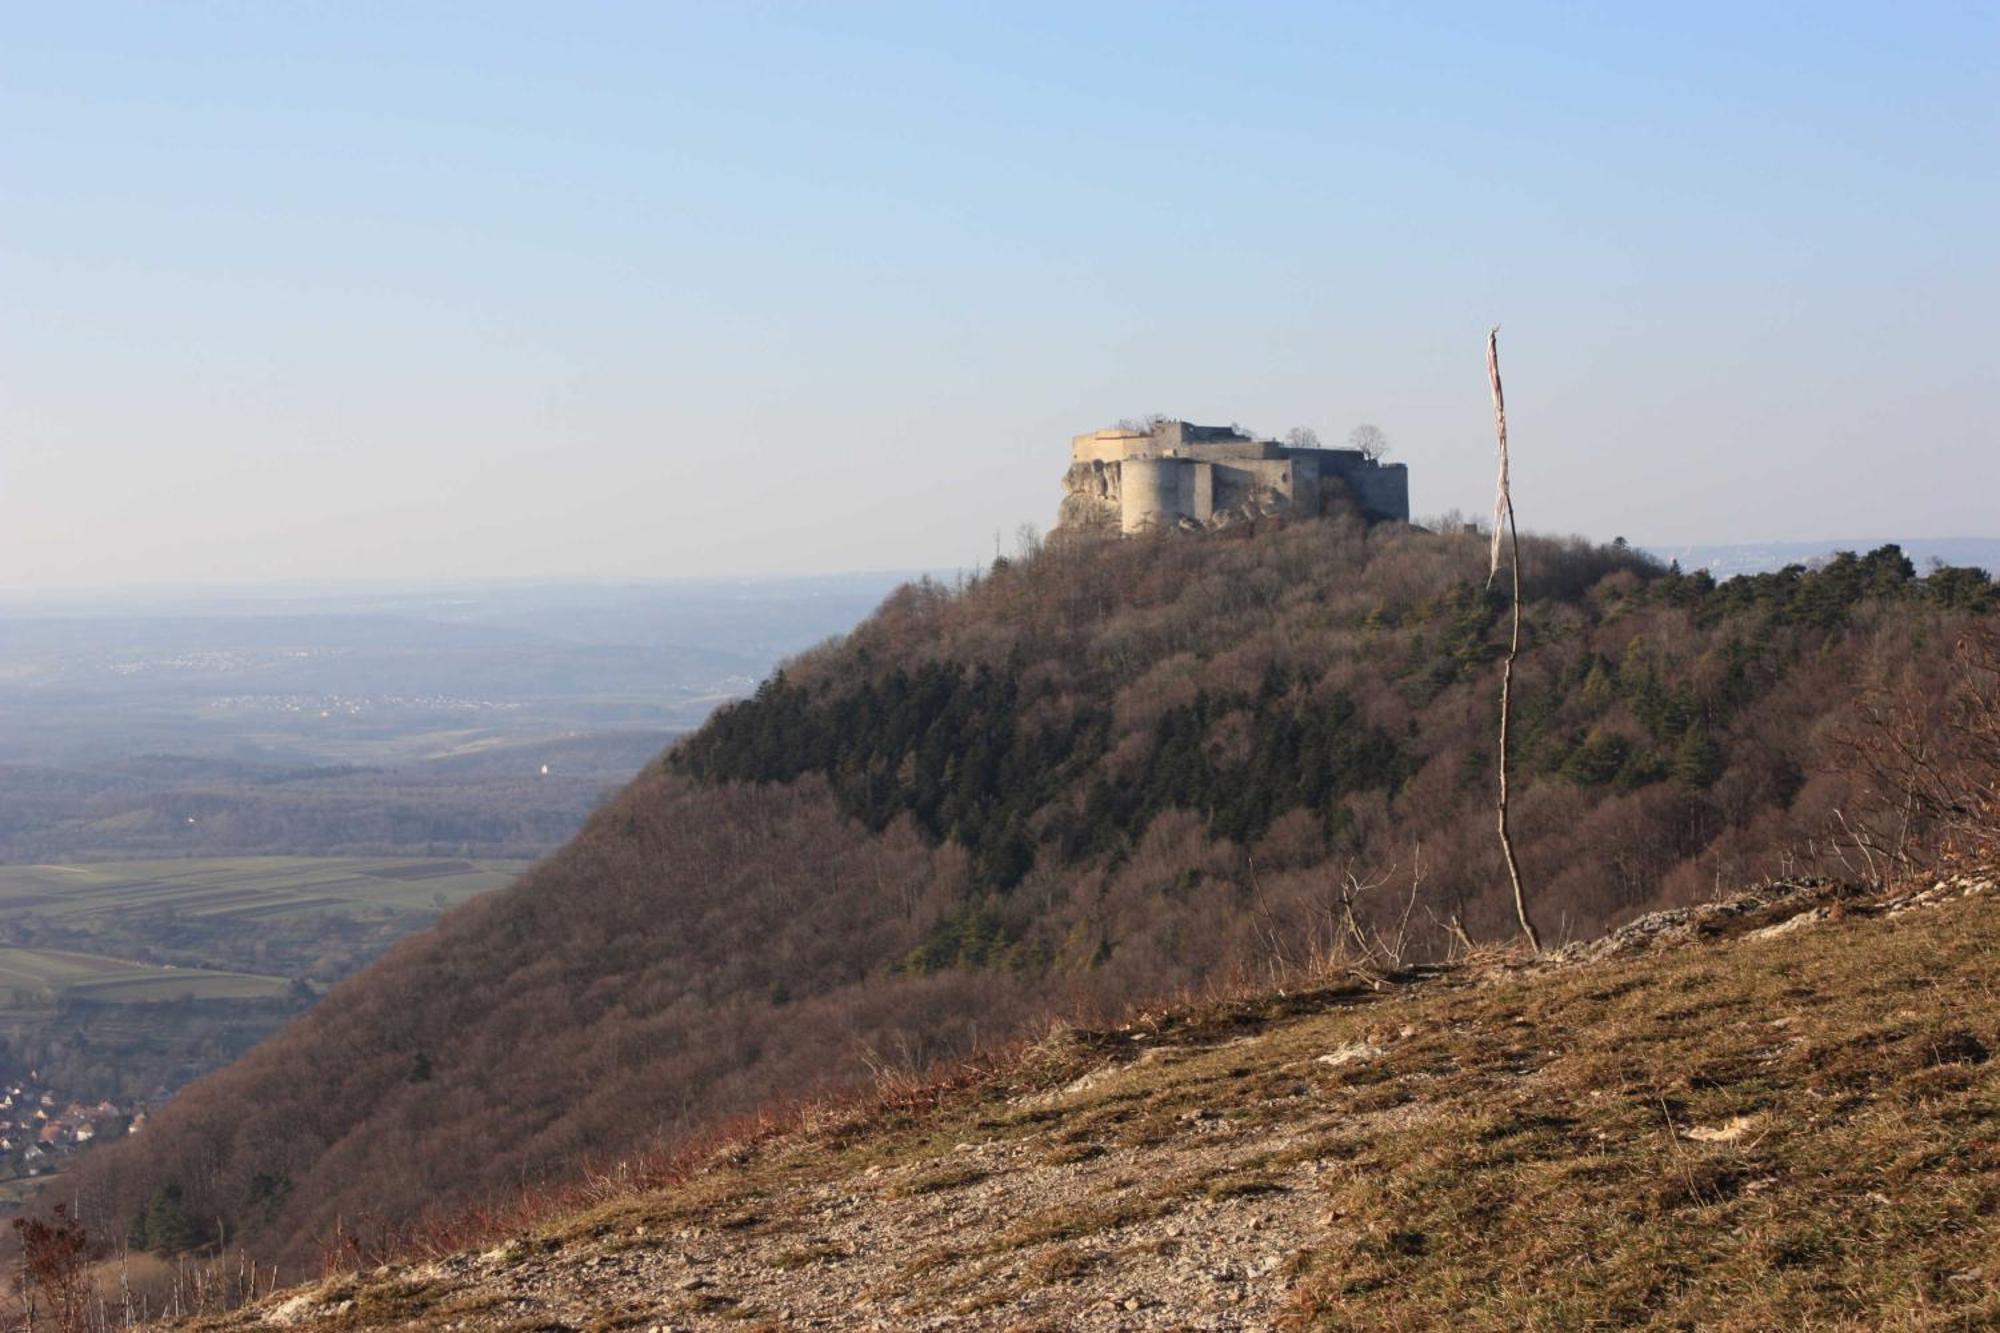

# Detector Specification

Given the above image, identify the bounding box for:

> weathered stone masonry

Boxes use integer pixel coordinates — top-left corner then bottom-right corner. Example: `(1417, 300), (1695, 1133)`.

(1057, 420), (1410, 535)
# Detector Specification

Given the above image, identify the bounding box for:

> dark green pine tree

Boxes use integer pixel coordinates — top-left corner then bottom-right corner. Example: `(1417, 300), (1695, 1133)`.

(1671, 727), (1724, 790)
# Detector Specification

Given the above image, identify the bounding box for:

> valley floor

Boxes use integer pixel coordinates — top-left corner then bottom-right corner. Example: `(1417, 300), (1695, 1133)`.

(190, 874), (1997, 1331)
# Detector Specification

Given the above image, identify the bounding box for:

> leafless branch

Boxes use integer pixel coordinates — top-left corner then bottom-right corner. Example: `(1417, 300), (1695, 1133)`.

(1487, 326), (1543, 954)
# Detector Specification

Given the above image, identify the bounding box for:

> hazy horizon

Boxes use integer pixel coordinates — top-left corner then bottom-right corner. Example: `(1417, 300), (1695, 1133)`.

(9, 534), (2000, 607)
(6, 4), (1995, 589)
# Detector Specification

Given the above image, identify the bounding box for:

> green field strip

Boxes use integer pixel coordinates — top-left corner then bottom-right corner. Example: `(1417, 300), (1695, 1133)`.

(219, 897), (357, 919)
(360, 860), (480, 879)
(65, 971), (290, 1003)
(0, 947), (146, 988)
(386, 867), (525, 889)
(0, 945), (289, 1005)
(123, 887), (297, 910)
(0, 857), (523, 891)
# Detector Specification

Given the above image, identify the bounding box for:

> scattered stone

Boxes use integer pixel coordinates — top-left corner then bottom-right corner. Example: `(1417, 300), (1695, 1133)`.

(1749, 908), (1828, 941)
(265, 1293), (319, 1327)
(1684, 1114), (1761, 1143)
(1317, 1043), (1382, 1068)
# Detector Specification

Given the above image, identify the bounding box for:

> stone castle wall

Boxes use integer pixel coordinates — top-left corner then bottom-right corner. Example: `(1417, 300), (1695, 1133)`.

(1057, 421), (1409, 535)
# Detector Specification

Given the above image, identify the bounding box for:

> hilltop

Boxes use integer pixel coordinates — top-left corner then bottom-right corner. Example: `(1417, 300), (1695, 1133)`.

(1649, 537), (2000, 581)
(183, 871), (1999, 1329)
(59, 515), (1998, 1278)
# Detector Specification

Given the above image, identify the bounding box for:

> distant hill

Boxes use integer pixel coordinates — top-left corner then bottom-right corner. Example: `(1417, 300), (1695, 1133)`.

(1647, 536), (2000, 580)
(62, 518), (1998, 1276)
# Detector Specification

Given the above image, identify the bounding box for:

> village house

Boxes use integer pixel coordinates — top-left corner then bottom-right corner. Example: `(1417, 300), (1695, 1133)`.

(0, 1069), (142, 1184)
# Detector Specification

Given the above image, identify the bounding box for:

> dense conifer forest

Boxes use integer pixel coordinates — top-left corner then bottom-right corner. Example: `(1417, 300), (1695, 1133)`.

(62, 516), (1996, 1273)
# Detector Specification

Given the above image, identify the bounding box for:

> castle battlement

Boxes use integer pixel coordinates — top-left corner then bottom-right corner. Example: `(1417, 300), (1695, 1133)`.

(1057, 421), (1409, 535)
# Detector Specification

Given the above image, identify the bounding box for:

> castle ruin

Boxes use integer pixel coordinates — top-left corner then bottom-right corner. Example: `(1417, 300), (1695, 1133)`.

(1057, 420), (1410, 535)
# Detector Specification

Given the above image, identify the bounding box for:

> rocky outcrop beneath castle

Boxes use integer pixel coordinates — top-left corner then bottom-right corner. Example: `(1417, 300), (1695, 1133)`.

(1054, 420), (1409, 537)
(1057, 461), (1121, 533)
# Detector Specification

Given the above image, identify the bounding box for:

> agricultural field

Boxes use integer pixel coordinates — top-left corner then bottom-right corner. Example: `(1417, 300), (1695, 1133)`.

(0, 946), (289, 1007)
(0, 856), (525, 930)
(0, 856), (527, 1106)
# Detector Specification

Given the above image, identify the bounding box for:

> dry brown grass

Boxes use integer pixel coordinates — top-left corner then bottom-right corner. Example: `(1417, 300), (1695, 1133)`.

(1277, 888), (1999, 1330)
(171, 878), (1997, 1331)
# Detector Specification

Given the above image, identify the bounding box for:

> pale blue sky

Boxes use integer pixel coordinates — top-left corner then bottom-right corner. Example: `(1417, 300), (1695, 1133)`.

(3, 3), (1995, 587)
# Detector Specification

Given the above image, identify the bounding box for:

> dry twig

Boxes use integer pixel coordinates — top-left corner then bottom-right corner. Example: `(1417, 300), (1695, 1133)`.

(1486, 326), (1543, 954)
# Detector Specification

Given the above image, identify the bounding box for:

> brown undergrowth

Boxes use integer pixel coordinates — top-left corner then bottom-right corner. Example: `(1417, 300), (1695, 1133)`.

(162, 870), (1996, 1331)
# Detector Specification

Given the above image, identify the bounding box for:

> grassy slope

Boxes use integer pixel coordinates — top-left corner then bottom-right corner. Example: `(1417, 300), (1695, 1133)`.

(190, 873), (1998, 1331)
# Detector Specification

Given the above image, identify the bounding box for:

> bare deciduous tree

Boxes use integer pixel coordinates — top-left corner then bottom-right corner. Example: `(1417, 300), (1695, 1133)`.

(1845, 623), (2000, 872)
(11, 1207), (91, 1333)
(1348, 424), (1389, 459)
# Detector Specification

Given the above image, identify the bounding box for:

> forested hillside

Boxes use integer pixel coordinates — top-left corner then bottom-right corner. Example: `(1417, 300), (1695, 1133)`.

(64, 516), (1997, 1275)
